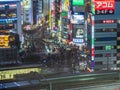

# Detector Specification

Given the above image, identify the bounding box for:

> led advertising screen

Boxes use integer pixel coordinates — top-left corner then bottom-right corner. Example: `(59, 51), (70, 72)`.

(72, 24), (84, 44)
(71, 14), (84, 24)
(72, 27), (84, 43)
(72, 0), (84, 6)
(94, 0), (115, 15)
(73, 28), (84, 38)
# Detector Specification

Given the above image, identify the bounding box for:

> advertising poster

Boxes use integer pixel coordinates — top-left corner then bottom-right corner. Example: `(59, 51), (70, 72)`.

(72, 25), (84, 43)
(73, 28), (84, 38)
(71, 14), (84, 24)
(62, 0), (69, 11)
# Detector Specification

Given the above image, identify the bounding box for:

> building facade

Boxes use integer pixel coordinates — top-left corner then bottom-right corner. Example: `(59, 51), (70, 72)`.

(0, 0), (22, 41)
(22, 0), (49, 25)
(86, 0), (120, 71)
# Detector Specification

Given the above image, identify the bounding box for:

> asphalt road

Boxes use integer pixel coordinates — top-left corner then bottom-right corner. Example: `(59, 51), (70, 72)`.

(64, 82), (120, 90)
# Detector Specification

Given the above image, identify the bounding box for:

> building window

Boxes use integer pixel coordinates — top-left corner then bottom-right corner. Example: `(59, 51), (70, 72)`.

(95, 37), (116, 41)
(114, 61), (116, 64)
(25, 10), (29, 12)
(95, 46), (116, 50)
(26, 18), (29, 21)
(113, 53), (116, 56)
(117, 45), (120, 49)
(95, 54), (103, 57)
(117, 57), (120, 60)
(95, 29), (116, 32)
(95, 61), (103, 65)
(26, 14), (29, 16)
(95, 46), (104, 50)
(117, 37), (120, 40)
(117, 24), (120, 28)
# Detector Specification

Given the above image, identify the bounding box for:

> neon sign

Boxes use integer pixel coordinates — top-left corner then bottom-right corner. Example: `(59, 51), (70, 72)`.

(102, 20), (115, 24)
(94, 0), (115, 15)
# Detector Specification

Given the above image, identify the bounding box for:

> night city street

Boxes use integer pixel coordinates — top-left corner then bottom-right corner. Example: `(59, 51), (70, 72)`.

(0, 0), (120, 90)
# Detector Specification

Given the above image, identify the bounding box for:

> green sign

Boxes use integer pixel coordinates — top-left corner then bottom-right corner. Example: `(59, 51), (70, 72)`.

(105, 45), (112, 50)
(61, 12), (67, 17)
(91, 0), (95, 14)
(92, 39), (94, 45)
(72, 0), (84, 6)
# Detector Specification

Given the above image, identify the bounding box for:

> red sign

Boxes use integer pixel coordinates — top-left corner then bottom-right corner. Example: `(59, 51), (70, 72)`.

(102, 20), (114, 24)
(94, 0), (115, 15)
(95, 0), (115, 10)
(91, 48), (94, 56)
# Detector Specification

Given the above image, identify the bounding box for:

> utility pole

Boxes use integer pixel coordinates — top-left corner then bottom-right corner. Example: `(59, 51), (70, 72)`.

(106, 53), (111, 71)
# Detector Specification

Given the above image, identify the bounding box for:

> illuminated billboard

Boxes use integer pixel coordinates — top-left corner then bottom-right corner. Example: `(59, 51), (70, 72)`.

(23, 0), (31, 9)
(72, 25), (84, 43)
(71, 14), (84, 24)
(62, 0), (69, 11)
(94, 0), (115, 15)
(0, 35), (9, 48)
(73, 28), (84, 38)
(0, 67), (41, 80)
(72, 0), (84, 6)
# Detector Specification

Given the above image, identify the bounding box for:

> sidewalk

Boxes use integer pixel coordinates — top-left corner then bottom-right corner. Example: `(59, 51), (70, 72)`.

(40, 66), (71, 76)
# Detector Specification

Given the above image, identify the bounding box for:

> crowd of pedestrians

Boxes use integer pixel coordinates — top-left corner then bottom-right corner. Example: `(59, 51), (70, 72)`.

(21, 23), (91, 72)
(19, 39), (90, 72)
(21, 41), (88, 71)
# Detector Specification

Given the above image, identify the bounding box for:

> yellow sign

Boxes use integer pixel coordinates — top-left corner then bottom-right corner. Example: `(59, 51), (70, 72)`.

(0, 68), (41, 80)
(0, 35), (9, 47)
(49, 11), (52, 27)
(64, 0), (69, 11)
(58, 20), (61, 27)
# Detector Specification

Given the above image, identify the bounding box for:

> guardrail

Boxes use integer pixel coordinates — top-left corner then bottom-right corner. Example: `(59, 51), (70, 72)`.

(0, 71), (120, 90)
(40, 71), (120, 90)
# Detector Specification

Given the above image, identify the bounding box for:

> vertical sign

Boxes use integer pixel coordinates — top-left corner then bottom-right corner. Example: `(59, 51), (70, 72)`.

(23, 0), (31, 9)
(91, 0), (95, 14)
(91, 15), (95, 71)
(38, 0), (43, 13)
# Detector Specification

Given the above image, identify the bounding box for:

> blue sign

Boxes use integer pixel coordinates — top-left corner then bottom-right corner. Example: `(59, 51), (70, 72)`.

(73, 38), (84, 43)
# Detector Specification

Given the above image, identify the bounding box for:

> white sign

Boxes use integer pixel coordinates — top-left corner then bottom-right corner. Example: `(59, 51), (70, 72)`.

(73, 38), (84, 43)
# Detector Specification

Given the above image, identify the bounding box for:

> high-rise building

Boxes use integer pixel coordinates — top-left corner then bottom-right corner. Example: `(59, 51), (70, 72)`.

(22, 0), (49, 25)
(0, 0), (22, 41)
(0, 0), (22, 65)
(86, 0), (120, 71)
